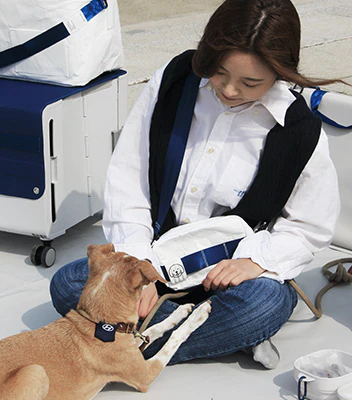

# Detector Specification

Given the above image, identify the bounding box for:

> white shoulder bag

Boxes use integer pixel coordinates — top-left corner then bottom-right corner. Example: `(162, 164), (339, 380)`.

(152, 216), (254, 291)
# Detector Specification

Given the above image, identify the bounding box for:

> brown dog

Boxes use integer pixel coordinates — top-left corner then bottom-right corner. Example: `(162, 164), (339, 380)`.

(0, 244), (211, 399)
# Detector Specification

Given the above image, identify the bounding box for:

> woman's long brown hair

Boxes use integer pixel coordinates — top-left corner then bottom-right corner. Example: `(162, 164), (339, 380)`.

(192, 0), (346, 87)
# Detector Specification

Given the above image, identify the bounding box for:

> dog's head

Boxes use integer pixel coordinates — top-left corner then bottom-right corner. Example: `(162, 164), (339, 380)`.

(77, 244), (166, 323)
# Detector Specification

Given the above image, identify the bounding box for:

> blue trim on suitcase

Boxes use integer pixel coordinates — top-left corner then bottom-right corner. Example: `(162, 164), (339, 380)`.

(0, 69), (126, 200)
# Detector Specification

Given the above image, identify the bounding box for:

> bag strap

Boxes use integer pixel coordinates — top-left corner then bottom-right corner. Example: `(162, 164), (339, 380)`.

(160, 238), (243, 282)
(153, 70), (200, 239)
(311, 88), (352, 129)
(0, 0), (107, 69)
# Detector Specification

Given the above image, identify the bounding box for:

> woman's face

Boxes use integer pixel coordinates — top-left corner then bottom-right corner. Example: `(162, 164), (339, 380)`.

(209, 50), (277, 107)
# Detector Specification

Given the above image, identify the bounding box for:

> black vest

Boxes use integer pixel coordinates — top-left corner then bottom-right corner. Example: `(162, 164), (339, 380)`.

(149, 50), (321, 236)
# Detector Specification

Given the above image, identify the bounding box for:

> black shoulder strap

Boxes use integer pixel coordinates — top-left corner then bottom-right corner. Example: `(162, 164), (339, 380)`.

(225, 92), (322, 228)
(149, 50), (322, 234)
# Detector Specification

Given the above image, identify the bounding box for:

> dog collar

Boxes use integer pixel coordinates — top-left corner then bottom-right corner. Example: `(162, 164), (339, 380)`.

(95, 321), (134, 342)
(75, 309), (150, 350)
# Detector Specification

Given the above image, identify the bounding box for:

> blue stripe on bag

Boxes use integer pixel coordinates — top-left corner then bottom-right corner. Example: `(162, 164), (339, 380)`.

(0, 0), (107, 69)
(311, 89), (352, 129)
(161, 238), (243, 281)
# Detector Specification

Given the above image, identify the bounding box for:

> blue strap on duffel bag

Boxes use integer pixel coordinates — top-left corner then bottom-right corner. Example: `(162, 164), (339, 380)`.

(0, 0), (107, 69)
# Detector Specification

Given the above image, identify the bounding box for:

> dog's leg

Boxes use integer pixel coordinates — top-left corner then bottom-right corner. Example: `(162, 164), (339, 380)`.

(148, 300), (211, 366)
(140, 303), (194, 347)
(0, 364), (49, 400)
(125, 301), (211, 393)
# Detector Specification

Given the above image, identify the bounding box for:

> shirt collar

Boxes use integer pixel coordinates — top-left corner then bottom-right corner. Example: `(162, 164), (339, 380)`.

(200, 79), (296, 127)
(257, 80), (296, 126)
(199, 78), (209, 88)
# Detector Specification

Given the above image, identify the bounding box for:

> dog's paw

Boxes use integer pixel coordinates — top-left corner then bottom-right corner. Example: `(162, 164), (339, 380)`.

(186, 300), (211, 330)
(176, 303), (194, 318)
(167, 303), (194, 327)
(199, 300), (212, 315)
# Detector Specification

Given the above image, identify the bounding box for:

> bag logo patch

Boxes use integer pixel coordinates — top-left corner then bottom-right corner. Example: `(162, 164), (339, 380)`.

(169, 264), (185, 278)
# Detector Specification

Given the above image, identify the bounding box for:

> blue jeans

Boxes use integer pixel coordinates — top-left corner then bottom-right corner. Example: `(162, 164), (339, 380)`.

(50, 257), (297, 365)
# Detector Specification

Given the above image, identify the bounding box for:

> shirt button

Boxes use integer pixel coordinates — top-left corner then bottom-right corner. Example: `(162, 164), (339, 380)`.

(207, 85), (212, 91)
(208, 148), (215, 154)
(184, 218), (190, 223)
(224, 112), (231, 116)
(191, 187), (198, 193)
(254, 109), (260, 115)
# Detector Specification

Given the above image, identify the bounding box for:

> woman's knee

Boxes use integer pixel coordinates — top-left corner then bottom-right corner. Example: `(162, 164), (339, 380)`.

(214, 278), (297, 326)
(50, 257), (89, 316)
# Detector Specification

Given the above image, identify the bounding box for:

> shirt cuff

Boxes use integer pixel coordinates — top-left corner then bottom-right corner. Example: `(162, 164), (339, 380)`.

(233, 230), (282, 282)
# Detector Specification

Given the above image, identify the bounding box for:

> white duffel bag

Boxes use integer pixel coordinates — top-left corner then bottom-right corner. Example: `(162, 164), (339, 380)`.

(152, 216), (254, 291)
(0, 0), (124, 86)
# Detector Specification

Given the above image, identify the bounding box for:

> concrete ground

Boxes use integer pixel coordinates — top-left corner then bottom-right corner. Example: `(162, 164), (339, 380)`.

(117, 0), (352, 111)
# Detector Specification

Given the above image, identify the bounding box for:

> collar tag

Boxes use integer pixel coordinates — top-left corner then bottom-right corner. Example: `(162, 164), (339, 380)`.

(95, 322), (117, 342)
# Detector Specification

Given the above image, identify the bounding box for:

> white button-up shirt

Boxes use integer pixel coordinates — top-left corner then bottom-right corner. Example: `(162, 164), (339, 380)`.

(103, 64), (340, 283)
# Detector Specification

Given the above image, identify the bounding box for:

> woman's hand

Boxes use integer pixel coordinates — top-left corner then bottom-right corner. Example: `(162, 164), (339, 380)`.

(202, 258), (266, 291)
(137, 282), (158, 319)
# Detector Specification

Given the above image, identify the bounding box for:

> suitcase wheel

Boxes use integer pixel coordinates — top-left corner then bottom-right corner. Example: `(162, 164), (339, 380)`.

(30, 243), (56, 268)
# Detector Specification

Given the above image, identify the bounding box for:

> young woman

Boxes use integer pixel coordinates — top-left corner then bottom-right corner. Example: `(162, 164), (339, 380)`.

(50, 0), (342, 368)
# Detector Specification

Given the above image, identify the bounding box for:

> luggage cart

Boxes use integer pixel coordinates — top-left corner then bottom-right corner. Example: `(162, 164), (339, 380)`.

(0, 70), (128, 267)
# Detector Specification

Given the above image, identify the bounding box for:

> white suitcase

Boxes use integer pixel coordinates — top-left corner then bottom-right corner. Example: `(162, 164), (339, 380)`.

(0, 71), (128, 266)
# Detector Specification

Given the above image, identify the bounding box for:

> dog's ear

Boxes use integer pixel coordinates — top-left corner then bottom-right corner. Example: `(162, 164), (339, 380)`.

(87, 244), (99, 258)
(128, 260), (166, 290)
(101, 243), (115, 254)
(139, 260), (167, 284)
(128, 269), (144, 290)
(87, 243), (114, 258)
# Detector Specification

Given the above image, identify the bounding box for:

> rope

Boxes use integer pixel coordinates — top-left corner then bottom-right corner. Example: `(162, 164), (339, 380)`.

(288, 280), (323, 319)
(316, 258), (352, 312)
(288, 258), (352, 319)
